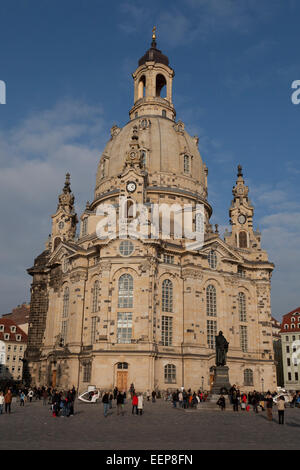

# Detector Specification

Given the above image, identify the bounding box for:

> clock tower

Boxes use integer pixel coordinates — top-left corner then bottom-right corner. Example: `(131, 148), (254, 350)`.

(49, 173), (78, 251)
(225, 165), (261, 250)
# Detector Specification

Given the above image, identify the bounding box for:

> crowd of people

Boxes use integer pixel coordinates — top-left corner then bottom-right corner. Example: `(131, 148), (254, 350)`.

(1, 381), (299, 425)
(0, 385), (77, 417)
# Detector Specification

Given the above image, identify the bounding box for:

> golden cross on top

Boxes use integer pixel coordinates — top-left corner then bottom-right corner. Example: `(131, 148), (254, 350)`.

(152, 26), (156, 40)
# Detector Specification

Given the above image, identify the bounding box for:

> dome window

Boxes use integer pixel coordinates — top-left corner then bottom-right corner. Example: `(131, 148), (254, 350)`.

(184, 155), (190, 174)
(162, 110), (166, 118)
(119, 240), (134, 257)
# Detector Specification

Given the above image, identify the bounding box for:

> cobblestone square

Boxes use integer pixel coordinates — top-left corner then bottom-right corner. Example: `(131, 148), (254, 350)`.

(0, 398), (299, 450)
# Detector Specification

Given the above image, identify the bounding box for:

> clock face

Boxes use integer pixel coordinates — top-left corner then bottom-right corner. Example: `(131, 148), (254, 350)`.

(237, 187), (244, 195)
(130, 151), (136, 159)
(126, 181), (136, 193)
(238, 214), (247, 225)
(58, 221), (64, 229)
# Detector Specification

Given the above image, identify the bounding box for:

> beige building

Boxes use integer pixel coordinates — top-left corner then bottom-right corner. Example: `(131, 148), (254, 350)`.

(0, 318), (27, 381)
(26, 34), (277, 394)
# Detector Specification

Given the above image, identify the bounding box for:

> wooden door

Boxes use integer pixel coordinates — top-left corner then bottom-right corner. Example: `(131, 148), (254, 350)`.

(52, 370), (57, 388)
(117, 371), (127, 391)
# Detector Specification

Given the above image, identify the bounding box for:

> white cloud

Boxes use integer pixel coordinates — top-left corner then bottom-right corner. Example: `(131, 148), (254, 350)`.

(0, 99), (108, 313)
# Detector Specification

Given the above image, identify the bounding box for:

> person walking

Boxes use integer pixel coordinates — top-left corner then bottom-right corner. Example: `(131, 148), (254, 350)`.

(116, 391), (125, 416)
(137, 393), (144, 415)
(151, 390), (156, 403)
(0, 392), (4, 414)
(27, 389), (34, 403)
(277, 396), (285, 425)
(102, 391), (110, 417)
(146, 390), (150, 402)
(266, 392), (273, 421)
(4, 389), (12, 414)
(132, 393), (138, 415)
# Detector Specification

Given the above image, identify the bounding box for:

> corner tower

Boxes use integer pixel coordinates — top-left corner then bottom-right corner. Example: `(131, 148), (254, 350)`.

(129, 27), (176, 121)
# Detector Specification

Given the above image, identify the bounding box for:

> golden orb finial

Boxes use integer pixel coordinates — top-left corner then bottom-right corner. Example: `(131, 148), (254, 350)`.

(152, 26), (156, 41)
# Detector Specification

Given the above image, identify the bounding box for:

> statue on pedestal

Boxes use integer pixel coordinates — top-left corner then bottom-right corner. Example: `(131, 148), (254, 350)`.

(215, 331), (229, 367)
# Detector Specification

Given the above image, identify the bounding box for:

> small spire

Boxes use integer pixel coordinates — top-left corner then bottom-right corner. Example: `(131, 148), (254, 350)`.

(64, 172), (71, 192)
(237, 165), (243, 177)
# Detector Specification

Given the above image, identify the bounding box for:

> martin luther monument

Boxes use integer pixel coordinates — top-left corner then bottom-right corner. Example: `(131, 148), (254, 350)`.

(212, 331), (231, 395)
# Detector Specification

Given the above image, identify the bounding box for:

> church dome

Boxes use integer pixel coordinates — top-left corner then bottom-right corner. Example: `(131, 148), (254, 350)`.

(94, 116), (207, 204)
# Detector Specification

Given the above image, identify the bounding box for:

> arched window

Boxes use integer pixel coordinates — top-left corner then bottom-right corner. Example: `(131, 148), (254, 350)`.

(62, 287), (69, 318)
(164, 364), (176, 384)
(138, 75), (146, 99)
(101, 159), (106, 179)
(239, 231), (248, 248)
(156, 74), (167, 98)
(125, 199), (134, 219)
(206, 285), (217, 317)
(244, 369), (253, 386)
(238, 292), (247, 322)
(162, 279), (173, 312)
(118, 274), (133, 308)
(53, 237), (61, 250)
(117, 362), (128, 370)
(92, 280), (99, 313)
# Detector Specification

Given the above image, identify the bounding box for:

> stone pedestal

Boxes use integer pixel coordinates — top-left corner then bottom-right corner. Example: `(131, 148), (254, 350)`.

(211, 366), (231, 395)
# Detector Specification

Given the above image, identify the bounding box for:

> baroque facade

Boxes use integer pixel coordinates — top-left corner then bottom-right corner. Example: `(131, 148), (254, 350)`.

(26, 34), (277, 393)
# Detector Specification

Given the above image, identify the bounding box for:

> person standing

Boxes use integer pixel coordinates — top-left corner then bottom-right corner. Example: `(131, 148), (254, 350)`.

(266, 392), (273, 421)
(152, 390), (156, 403)
(116, 391), (125, 416)
(277, 396), (286, 425)
(217, 395), (226, 411)
(0, 392), (4, 414)
(146, 390), (150, 402)
(132, 393), (138, 415)
(102, 391), (109, 417)
(109, 391), (113, 409)
(137, 393), (144, 415)
(20, 391), (26, 406)
(4, 389), (12, 414)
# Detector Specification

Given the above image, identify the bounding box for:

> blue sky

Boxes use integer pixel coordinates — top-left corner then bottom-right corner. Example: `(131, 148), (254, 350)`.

(0, 0), (299, 319)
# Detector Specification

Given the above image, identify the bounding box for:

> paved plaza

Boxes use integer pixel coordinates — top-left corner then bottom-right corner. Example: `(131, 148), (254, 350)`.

(0, 398), (299, 450)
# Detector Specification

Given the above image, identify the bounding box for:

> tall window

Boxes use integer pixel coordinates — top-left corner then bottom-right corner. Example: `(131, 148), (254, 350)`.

(206, 285), (217, 317)
(83, 362), (92, 383)
(162, 279), (173, 312)
(101, 159), (106, 179)
(208, 250), (217, 269)
(240, 325), (248, 352)
(117, 312), (132, 344)
(244, 369), (253, 386)
(62, 287), (69, 318)
(82, 218), (88, 237)
(164, 364), (176, 384)
(92, 280), (100, 313)
(141, 149), (147, 166)
(162, 316), (173, 346)
(118, 274), (133, 308)
(91, 316), (98, 343)
(238, 292), (247, 322)
(207, 320), (217, 349)
(184, 155), (190, 174)
(61, 320), (68, 346)
(239, 231), (248, 248)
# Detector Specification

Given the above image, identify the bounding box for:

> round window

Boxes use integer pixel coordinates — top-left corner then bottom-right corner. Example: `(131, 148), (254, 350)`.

(119, 240), (134, 257)
(208, 250), (217, 269)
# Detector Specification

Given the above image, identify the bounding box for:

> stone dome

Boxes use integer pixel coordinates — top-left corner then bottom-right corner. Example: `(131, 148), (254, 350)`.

(94, 116), (207, 204)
